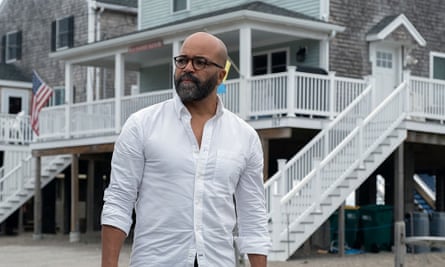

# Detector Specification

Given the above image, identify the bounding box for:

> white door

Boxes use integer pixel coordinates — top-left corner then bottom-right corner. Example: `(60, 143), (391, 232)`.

(1, 88), (29, 114)
(372, 44), (401, 103)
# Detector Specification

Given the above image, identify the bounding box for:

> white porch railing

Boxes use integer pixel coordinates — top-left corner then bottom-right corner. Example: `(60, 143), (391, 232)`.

(0, 113), (34, 144)
(410, 76), (445, 122)
(38, 70), (368, 140)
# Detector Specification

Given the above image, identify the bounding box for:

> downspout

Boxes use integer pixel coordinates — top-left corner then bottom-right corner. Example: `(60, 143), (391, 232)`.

(87, 0), (96, 102)
(96, 6), (105, 100)
(87, 0), (105, 100)
(320, 30), (336, 71)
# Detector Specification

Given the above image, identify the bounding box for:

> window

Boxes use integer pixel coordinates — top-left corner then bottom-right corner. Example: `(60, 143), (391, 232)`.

(252, 50), (288, 75)
(376, 51), (393, 68)
(431, 52), (445, 80)
(1, 31), (22, 62)
(173, 0), (188, 12)
(51, 16), (74, 51)
(48, 87), (65, 106)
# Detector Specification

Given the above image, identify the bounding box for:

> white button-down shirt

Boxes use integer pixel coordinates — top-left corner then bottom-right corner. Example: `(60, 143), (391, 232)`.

(102, 95), (271, 267)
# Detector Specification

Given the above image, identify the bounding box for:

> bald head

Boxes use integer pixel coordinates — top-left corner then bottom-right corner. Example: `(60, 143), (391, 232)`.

(180, 32), (228, 67)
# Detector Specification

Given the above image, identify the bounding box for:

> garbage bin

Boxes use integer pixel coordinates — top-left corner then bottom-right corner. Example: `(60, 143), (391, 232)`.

(405, 212), (430, 253)
(360, 204), (393, 252)
(330, 206), (361, 249)
(430, 212), (445, 252)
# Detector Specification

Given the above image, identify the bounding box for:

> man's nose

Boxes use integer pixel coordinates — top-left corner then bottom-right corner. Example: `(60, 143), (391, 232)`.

(183, 59), (195, 72)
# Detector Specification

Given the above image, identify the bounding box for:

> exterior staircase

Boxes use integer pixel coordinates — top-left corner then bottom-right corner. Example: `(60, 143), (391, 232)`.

(266, 80), (409, 261)
(0, 153), (72, 224)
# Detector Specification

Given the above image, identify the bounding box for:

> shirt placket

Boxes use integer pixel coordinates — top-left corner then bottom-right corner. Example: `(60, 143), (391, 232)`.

(194, 118), (214, 266)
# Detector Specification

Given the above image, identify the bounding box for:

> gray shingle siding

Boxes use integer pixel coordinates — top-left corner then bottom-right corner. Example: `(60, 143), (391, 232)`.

(329, 0), (445, 78)
(0, 0), (136, 103)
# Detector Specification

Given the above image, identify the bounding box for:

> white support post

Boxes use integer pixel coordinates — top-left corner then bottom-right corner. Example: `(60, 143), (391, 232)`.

(313, 158), (321, 211)
(277, 159), (287, 194)
(65, 63), (72, 139)
(357, 118), (364, 169)
(172, 40), (181, 91)
(115, 53), (124, 133)
(271, 159), (287, 253)
(239, 27), (251, 120)
(368, 75), (377, 110)
(328, 71), (336, 119)
(403, 70), (411, 114)
(286, 66), (296, 117)
(324, 133), (330, 159)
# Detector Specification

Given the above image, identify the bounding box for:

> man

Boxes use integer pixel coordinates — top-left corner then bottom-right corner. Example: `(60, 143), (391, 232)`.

(101, 32), (270, 267)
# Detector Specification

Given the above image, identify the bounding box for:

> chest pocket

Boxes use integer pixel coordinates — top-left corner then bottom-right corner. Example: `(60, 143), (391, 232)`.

(212, 150), (244, 194)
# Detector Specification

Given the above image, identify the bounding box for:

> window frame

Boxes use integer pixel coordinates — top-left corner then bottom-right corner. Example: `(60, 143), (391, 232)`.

(48, 86), (65, 107)
(252, 48), (289, 76)
(172, 0), (189, 13)
(5, 31), (21, 63)
(430, 51), (445, 80)
(52, 16), (74, 52)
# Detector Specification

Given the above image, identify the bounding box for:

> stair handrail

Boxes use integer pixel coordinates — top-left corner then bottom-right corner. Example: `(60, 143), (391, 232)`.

(279, 81), (408, 240)
(0, 154), (33, 203)
(413, 174), (436, 209)
(264, 83), (373, 215)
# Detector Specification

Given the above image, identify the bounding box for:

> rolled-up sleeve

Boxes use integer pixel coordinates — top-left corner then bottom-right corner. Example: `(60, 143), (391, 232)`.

(101, 114), (145, 235)
(235, 133), (271, 255)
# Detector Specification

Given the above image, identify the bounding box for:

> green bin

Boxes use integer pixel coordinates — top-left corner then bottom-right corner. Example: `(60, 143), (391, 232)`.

(360, 204), (393, 252)
(329, 207), (360, 249)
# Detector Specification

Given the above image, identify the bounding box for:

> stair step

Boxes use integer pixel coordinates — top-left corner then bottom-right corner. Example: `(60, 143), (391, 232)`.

(8, 197), (20, 203)
(290, 230), (304, 234)
(16, 192), (28, 197)
(337, 183), (349, 189)
(269, 249), (286, 253)
(300, 221), (313, 225)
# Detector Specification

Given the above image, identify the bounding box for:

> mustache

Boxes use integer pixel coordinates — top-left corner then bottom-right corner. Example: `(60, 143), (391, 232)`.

(178, 73), (199, 84)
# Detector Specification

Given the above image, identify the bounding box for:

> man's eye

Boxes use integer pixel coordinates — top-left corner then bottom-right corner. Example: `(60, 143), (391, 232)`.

(178, 58), (188, 64)
(194, 59), (206, 66)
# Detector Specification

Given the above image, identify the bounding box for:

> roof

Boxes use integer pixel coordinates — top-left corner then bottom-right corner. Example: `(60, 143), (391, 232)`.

(0, 63), (31, 82)
(151, 1), (325, 30)
(97, 0), (137, 8)
(366, 14), (426, 46)
(367, 15), (399, 35)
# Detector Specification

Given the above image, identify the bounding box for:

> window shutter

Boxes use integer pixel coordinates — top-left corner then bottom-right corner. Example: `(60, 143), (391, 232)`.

(1, 35), (5, 63)
(16, 31), (22, 60)
(68, 16), (74, 48)
(51, 20), (56, 51)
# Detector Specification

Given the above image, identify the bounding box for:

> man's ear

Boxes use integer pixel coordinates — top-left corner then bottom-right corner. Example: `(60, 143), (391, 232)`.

(218, 69), (227, 84)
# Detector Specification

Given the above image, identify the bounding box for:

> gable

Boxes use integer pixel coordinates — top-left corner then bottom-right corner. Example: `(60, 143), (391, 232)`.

(366, 14), (426, 46)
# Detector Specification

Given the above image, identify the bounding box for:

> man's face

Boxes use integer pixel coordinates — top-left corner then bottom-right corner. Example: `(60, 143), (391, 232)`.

(173, 34), (225, 104)
(174, 69), (219, 103)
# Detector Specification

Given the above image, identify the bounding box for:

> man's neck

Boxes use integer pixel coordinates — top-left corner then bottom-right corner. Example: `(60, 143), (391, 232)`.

(184, 94), (218, 119)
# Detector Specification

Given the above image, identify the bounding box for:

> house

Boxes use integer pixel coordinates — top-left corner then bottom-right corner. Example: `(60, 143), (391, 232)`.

(1, 0), (445, 262)
(0, 0), (137, 236)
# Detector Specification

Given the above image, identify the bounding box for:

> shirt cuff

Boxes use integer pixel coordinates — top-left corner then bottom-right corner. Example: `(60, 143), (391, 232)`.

(236, 234), (271, 256)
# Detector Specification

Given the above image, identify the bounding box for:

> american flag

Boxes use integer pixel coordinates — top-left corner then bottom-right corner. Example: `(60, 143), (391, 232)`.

(31, 70), (53, 135)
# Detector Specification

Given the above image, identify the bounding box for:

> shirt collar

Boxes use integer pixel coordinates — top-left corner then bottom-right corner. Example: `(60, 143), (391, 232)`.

(173, 93), (225, 119)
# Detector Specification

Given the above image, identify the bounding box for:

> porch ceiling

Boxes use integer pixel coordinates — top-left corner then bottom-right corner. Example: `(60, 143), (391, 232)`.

(64, 29), (306, 70)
